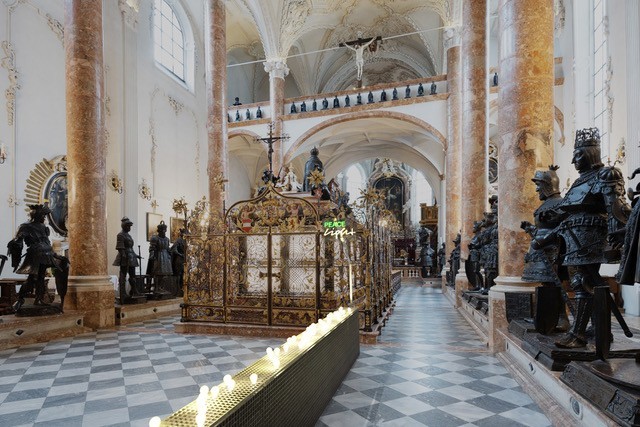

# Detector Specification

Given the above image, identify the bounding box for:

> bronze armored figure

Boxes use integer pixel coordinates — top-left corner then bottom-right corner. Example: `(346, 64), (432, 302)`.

(521, 165), (569, 334)
(7, 204), (69, 313)
(113, 217), (142, 303)
(466, 220), (485, 292)
(533, 128), (630, 348)
(480, 197), (499, 293)
(446, 233), (461, 287)
(148, 221), (174, 296)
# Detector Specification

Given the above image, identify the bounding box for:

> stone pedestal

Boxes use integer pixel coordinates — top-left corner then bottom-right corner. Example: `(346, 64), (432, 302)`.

(489, 276), (537, 352)
(65, 276), (115, 329)
(454, 267), (470, 308)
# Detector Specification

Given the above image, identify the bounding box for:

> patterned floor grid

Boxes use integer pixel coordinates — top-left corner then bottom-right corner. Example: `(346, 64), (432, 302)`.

(0, 285), (551, 426)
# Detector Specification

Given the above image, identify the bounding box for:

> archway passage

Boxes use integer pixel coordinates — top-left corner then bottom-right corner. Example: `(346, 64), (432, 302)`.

(283, 112), (445, 203)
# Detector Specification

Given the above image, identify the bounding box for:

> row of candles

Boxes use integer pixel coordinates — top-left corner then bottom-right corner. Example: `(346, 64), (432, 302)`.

(149, 306), (353, 427)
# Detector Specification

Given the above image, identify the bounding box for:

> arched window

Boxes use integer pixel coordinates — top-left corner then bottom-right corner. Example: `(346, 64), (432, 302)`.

(153, 0), (194, 88)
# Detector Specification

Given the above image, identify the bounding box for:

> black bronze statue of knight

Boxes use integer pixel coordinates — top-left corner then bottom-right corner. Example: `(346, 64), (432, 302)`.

(534, 128), (630, 348)
(7, 204), (69, 313)
(521, 165), (569, 334)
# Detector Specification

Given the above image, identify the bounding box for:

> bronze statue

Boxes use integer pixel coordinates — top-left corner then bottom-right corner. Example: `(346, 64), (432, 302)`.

(245, 109), (251, 120)
(256, 106), (263, 118)
(367, 91), (374, 104)
(333, 96), (340, 108)
(533, 128), (629, 348)
(344, 94), (350, 107)
(380, 90), (387, 102)
(430, 81), (437, 95)
(312, 99), (317, 111)
(170, 228), (186, 297)
(618, 167), (640, 287)
(392, 88), (398, 100)
(417, 83), (424, 96)
(465, 220), (485, 292)
(405, 85), (411, 99)
(290, 103), (297, 114)
(437, 242), (446, 276)
(446, 233), (461, 287)
(480, 196), (499, 293)
(419, 244), (435, 277)
(356, 93), (362, 105)
(113, 217), (141, 303)
(322, 98), (329, 110)
(300, 101), (307, 112)
(148, 221), (174, 296)
(521, 165), (569, 334)
(7, 204), (69, 312)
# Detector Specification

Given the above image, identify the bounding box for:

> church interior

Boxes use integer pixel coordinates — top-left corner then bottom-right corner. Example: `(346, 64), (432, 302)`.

(1, 0), (640, 425)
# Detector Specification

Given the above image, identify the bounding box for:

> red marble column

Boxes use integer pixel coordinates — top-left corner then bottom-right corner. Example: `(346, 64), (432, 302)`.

(205, 0), (228, 216)
(489, 0), (555, 351)
(64, 0), (114, 328)
(264, 60), (288, 175)
(444, 27), (462, 294)
(459, 0), (488, 266)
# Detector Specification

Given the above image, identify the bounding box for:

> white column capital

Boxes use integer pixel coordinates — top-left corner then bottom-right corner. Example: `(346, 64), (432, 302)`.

(264, 59), (289, 80)
(443, 25), (462, 50)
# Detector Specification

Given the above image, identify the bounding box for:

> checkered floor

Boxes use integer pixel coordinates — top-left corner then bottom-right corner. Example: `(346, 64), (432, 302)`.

(0, 285), (551, 426)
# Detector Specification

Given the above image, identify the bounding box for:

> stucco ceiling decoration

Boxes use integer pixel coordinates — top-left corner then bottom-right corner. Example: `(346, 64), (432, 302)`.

(229, 0), (455, 93)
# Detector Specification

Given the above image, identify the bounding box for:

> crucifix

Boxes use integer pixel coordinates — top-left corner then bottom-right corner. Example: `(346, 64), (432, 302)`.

(339, 33), (382, 86)
(256, 122), (289, 184)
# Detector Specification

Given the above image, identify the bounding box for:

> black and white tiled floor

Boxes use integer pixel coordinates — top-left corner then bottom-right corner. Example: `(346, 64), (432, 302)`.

(0, 285), (551, 426)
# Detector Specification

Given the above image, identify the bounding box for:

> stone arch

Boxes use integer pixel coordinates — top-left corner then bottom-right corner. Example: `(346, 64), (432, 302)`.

(283, 110), (446, 166)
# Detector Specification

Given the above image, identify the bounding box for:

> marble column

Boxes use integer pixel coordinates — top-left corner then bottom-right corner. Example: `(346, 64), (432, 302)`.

(263, 60), (289, 175)
(205, 0), (228, 217)
(489, 0), (555, 351)
(64, 0), (114, 328)
(456, 0), (488, 300)
(443, 26), (462, 294)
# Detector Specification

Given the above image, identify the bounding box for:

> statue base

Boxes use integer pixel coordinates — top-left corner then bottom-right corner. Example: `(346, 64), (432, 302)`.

(514, 320), (640, 371)
(561, 360), (640, 426)
(15, 303), (64, 317)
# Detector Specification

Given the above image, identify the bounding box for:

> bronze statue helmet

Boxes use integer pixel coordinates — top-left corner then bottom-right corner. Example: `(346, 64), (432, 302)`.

(121, 217), (133, 226)
(531, 165), (560, 198)
(157, 221), (168, 232)
(28, 203), (52, 220)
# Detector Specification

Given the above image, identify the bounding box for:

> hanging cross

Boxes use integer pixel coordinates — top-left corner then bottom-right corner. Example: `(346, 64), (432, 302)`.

(256, 122), (289, 183)
(339, 34), (382, 86)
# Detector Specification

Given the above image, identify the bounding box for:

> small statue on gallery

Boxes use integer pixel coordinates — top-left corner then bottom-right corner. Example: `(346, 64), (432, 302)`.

(277, 164), (302, 192)
(7, 204), (69, 313)
(290, 103), (297, 114)
(235, 110), (241, 121)
(333, 96), (340, 108)
(300, 101), (307, 112)
(405, 85), (411, 99)
(113, 217), (143, 304)
(312, 100), (318, 111)
(417, 83), (425, 96)
(392, 88), (398, 100)
(356, 93), (362, 105)
(533, 128), (630, 348)
(322, 98), (329, 110)
(344, 95), (350, 107)
(256, 106), (263, 118)
(147, 221), (174, 297)
(430, 81), (437, 95)
(521, 165), (569, 334)
(446, 233), (461, 287)
(170, 228), (186, 297)
(245, 109), (251, 120)
(303, 147), (324, 192)
(380, 90), (387, 102)
(367, 91), (374, 104)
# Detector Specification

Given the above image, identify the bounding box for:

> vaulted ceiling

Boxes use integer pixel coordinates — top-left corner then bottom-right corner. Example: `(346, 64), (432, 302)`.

(225, 0), (460, 96)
